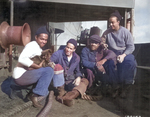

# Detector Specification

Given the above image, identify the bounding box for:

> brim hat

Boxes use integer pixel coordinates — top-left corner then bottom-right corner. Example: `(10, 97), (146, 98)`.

(90, 34), (101, 43)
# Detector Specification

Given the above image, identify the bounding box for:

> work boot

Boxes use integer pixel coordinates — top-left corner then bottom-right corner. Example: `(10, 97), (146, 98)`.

(56, 85), (66, 103)
(62, 89), (80, 107)
(29, 93), (46, 108)
(120, 84), (132, 99)
(112, 85), (120, 98)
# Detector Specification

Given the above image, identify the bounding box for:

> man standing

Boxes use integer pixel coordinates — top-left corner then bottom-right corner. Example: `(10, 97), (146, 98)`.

(12, 26), (58, 108)
(81, 35), (117, 94)
(102, 10), (137, 98)
(50, 39), (89, 107)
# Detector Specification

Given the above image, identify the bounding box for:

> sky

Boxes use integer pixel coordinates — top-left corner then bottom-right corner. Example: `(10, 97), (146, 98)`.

(134, 0), (150, 44)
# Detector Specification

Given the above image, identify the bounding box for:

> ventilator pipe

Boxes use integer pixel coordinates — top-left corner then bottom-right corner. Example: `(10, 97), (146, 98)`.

(0, 21), (31, 49)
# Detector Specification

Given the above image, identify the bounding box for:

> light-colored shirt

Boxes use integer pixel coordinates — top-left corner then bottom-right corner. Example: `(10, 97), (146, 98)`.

(102, 26), (135, 56)
(13, 41), (42, 79)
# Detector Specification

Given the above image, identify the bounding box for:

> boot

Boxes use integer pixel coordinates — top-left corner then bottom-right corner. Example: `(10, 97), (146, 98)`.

(120, 84), (132, 99)
(62, 89), (80, 107)
(56, 85), (66, 103)
(29, 93), (46, 108)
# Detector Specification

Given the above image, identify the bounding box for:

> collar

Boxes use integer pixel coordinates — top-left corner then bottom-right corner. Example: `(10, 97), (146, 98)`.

(62, 49), (77, 62)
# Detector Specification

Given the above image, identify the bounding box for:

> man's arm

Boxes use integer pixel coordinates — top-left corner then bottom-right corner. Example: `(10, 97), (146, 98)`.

(50, 50), (59, 63)
(81, 47), (96, 70)
(123, 29), (135, 55)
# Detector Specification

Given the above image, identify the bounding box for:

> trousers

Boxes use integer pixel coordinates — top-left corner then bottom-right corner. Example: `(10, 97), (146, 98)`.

(117, 54), (137, 85)
(84, 59), (118, 88)
(15, 67), (54, 96)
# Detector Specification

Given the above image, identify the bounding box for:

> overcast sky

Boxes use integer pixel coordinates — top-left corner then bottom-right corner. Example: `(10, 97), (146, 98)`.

(134, 0), (150, 44)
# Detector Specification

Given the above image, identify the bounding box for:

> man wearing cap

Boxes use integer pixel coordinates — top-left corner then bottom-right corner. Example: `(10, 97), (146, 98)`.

(12, 26), (59, 108)
(50, 39), (89, 107)
(81, 34), (117, 95)
(102, 10), (137, 98)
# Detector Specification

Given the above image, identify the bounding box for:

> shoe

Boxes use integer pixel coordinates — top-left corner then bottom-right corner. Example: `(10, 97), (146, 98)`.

(120, 84), (132, 99)
(29, 93), (46, 108)
(62, 89), (80, 107)
(55, 85), (66, 101)
(112, 85), (120, 98)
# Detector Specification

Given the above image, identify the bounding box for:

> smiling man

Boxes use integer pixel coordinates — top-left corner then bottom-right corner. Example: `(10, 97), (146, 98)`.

(50, 39), (89, 107)
(12, 26), (57, 108)
(81, 35), (117, 97)
(102, 10), (137, 98)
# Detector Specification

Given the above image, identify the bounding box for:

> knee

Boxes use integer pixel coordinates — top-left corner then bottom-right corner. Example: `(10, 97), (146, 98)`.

(81, 78), (89, 86)
(44, 67), (54, 75)
(104, 60), (115, 68)
(86, 68), (93, 74)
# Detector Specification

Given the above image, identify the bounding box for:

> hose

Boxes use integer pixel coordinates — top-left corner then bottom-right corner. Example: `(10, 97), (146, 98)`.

(36, 91), (54, 117)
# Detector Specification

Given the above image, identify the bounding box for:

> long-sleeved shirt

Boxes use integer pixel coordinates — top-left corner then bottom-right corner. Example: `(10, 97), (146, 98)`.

(50, 49), (82, 81)
(102, 26), (135, 56)
(13, 41), (42, 79)
(81, 46), (116, 70)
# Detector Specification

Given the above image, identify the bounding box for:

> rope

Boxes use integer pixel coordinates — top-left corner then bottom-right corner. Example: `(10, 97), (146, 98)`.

(0, 101), (32, 117)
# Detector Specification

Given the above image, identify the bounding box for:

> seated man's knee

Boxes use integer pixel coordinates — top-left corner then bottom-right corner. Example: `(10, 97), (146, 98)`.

(86, 68), (93, 74)
(81, 78), (89, 86)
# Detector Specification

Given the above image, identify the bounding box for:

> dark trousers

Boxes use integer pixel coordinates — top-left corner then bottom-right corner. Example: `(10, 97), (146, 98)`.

(84, 60), (118, 88)
(117, 54), (137, 85)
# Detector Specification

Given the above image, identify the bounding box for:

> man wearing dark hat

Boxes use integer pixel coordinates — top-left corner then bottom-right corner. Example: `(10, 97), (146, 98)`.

(50, 39), (89, 107)
(102, 10), (137, 98)
(12, 26), (60, 108)
(81, 34), (117, 96)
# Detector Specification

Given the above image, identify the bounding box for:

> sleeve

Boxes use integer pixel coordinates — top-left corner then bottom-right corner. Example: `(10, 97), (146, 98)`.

(81, 47), (96, 70)
(50, 51), (59, 64)
(18, 44), (34, 67)
(103, 49), (116, 60)
(123, 30), (135, 55)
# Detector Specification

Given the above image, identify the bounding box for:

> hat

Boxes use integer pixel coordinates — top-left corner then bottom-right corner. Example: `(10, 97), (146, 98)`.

(35, 26), (49, 36)
(67, 39), (77, 49)
(90, 35), (101, 43)
(110, 10), (122, 21)
(53, 64), (65, 87)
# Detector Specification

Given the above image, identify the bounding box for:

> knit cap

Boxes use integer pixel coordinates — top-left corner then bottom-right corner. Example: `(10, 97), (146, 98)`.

(67, 39), (77, 49)
(110, 10), (122, 21)
(53, 64), (65, 87)
(35, 26), (49, 36)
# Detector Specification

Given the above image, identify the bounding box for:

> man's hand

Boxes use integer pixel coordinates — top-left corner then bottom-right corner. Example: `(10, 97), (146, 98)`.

(39, 60), (45, 68)
(97, 65), (106, 74)
(117, 54), (126, 63)
(73, 77), (81, 86)
(96, 59), (107, 67)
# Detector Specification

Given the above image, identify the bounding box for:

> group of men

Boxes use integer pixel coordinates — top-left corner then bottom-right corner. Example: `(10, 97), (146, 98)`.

(12, 10), (137, 108)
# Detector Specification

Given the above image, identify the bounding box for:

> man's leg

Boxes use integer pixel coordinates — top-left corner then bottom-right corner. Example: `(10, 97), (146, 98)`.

(85, 68), (95, 88)
(103, 60), (120, 98)
(117, 54), (136, 85)
(117, 54), (137, 98)
(15, 67), (54, 107)
(62, 78), (89, 106)
(103, 60), (118, 86)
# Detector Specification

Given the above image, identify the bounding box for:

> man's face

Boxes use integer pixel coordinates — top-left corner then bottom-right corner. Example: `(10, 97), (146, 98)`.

(90, 40), (100, 51)
(65, 43), (75, 57)
(35, 33), (48, 48)
(109, 16), (120, 30)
